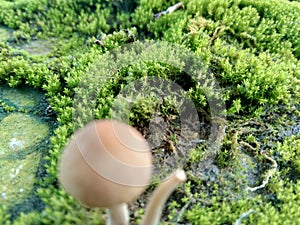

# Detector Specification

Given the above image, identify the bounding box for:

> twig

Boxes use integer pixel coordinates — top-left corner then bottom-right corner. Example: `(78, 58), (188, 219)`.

(154, 2), (183, 19)
(208, 26), (229, 45)
(231, 128), (278, 192)
(175, 199), (193, 223)
(240, 141), (257, 151)
(234, 209), (255, 225)
(246, 152), (277, 192)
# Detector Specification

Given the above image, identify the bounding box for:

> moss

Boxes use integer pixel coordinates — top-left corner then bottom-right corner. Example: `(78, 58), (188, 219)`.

(0, 0), (300, 224)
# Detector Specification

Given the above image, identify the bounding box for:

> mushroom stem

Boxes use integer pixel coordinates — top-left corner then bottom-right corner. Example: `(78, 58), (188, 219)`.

(106, 203), (129, 225)
(140, 169), (187, 225)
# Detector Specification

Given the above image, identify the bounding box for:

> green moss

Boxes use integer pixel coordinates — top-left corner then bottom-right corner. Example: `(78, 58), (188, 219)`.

(272, 135), (300, 180)
(185, 179), (300, 225)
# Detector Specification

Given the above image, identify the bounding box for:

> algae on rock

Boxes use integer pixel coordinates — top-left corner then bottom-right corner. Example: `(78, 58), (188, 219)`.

(0, 85), (52, 218)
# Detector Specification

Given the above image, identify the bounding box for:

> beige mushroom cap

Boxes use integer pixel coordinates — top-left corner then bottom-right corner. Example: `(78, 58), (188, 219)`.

(58, 119), (152, 207)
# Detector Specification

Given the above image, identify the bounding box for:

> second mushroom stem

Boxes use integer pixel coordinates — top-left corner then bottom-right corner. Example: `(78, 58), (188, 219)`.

(106, 169), (186, 225)
(140, 169), (187, 225)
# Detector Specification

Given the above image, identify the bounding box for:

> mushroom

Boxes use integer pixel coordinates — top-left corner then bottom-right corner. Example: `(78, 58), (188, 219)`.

(58, 119), (152, 225)
(58, 119), (187, 225)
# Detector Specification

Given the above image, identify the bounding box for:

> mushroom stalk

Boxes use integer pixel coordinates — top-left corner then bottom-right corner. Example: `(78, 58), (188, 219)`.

(140, 169), (187, 225)
(106, 203), (129, 225)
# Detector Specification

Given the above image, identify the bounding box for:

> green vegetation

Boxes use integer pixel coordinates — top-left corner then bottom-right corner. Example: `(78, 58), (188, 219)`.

(0, 0), (299, 224)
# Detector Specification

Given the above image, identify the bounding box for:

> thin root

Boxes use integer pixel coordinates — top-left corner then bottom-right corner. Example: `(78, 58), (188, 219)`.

(234, 209), (255, 225)
(154, 2), (183, 19)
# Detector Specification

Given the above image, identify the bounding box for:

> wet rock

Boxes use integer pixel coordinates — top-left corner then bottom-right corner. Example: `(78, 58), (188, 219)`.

(0, 85), (53, 214)
(0, 26), (12, 42)
(0, 113), (49, 156)
(17, 39), (54, 56)
(0, 85), (42, 110)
